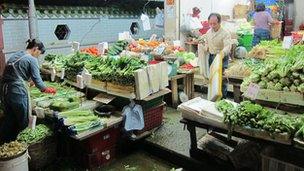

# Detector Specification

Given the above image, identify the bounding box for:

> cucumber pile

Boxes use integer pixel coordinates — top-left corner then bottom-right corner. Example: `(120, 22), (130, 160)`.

(107, 40), (129, 56)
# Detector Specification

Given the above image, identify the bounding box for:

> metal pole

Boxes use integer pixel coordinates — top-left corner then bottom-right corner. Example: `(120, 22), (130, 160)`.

(28, 0), (38, 39)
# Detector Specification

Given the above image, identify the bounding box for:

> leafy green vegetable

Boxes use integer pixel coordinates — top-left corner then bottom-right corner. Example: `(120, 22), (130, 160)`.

(17, 124), (52, 145)
(216, 100), (302, 135)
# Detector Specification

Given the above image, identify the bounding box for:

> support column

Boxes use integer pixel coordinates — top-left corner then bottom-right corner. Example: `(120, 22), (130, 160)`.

(28, 0), (38, 39)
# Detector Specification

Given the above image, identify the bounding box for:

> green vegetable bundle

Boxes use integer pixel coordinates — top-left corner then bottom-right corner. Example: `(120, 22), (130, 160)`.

(17, 124), (52, 145)
(216, 100), (303, 135)
(86, 55), (147, 86)
(107, 40), (129, 56)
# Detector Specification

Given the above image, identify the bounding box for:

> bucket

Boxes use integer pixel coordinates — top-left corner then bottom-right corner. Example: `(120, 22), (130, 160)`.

(0, 150), (29, 171)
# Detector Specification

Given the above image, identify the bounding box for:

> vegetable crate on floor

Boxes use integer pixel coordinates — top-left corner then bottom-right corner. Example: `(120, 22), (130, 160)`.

(72, 125), (121, 169)
(135, 103), (165, 135)
(28, 136), (57, 170)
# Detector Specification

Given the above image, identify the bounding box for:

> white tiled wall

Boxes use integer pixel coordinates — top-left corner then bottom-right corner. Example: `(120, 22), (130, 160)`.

(3, 17), (164, 58)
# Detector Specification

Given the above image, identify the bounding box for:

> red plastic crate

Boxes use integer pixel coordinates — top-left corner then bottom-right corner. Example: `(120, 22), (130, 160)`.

(80, 146), (116, 169)
(80, 125), (120, 153)
(135, 103), (165, 135)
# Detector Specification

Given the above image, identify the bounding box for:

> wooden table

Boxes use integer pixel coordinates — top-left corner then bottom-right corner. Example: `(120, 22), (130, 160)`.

(169, 72), (194, 108)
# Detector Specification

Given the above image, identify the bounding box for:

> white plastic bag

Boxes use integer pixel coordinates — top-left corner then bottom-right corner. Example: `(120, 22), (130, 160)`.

(198, 44), (210, 78)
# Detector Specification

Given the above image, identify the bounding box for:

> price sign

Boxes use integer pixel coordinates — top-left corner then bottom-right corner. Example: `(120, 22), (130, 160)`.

(50, 67), (56, 82)
(60, 68), (65, 80)
(245, 83), (260, 100)
(72, 41), (80, 51)
(173, 40), (181, 47)
(28, 115), (37, 130)
(76, 75), (84, 89)
(282, 36), (293, 49)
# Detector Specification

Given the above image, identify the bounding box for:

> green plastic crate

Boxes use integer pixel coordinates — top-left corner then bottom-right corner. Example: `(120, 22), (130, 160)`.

(238, 34), (253, 47)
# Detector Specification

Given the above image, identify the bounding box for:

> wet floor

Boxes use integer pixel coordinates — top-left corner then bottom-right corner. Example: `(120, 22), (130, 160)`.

(46, 150), (178, 171)
(146, 106), (207, 157)
(102, 151), (178, 171)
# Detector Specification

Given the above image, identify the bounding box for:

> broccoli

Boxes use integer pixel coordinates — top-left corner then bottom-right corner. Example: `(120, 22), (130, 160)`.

(290, 84), (297, 92)
(298, 83), (304, 94)
(292, 72), (300, 78)
(280, 77), (291, 86)
(294, 79), (301, 86)
(274, 82), (283, 91)
(283, 86), (290, 92)
(258, 81), (267, 89)
(249, 73), (261, 83)
(267, 81), (276, 90)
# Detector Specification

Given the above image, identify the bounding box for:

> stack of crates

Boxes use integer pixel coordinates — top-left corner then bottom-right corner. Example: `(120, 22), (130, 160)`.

(72, 125), (121, 169)
(136, 96), (165, 135)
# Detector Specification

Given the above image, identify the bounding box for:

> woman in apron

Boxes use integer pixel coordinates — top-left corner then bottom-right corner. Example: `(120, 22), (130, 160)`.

(0, 39), (56, 143)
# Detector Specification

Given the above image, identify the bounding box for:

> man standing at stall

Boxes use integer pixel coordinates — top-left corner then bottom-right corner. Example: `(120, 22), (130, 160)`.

(202, 13), (231, 99)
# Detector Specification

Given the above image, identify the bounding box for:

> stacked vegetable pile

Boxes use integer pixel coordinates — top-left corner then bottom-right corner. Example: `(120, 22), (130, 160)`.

(56, 109), (103, 135)
(17, 124), (52, 145)
(107, 40), (129, 56)
(225, 59), (264, 78)
(42, 54), (70, 72)
(0, 141), (27, 159)
(128, 40), (161, 53)
(85, 56), (147, 86)
(64, 52), (94, 82)
(31, 82), (83, 111)
(242, 50), (304, 93)
(248, 40), (286, 59)
(80, 47), (100, 56)
(216, 100), (303, 135)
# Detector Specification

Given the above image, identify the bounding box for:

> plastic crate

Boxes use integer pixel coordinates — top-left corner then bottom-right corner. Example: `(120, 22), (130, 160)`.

(261, 147), (304, 171)
(139, 96), (164, 111)
(135, 103), (165, 135)
(238, 34), (253, 47)
(79, 146), (116, 169)
(77, 125), (120, 153)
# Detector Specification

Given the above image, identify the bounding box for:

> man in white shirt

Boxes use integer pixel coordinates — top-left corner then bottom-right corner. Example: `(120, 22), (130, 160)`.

(202, 13), (232, 98)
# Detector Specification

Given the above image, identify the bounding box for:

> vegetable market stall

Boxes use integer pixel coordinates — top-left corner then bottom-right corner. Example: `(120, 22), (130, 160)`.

(242, 40), (304, 112)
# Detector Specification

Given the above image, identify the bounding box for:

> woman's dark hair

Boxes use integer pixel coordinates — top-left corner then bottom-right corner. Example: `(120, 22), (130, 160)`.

(256, 3), (266, 12)
(26, 39), (45, 54)
(208, 13), (221, 23)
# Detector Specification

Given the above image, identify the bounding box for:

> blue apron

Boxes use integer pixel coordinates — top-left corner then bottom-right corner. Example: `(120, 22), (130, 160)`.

(0, 55), (32, 143)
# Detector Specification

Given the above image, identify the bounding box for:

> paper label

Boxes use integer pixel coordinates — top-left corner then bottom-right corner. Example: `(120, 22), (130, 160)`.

(28, 115), (37, 130)
(245, 83), (260, 100)
(98, 42), (108, 55)
(72, 41), (80, 51)
(149, 34), (157, 41)
(141, 14), (151, 31)
(35, 107), (45, 119)
(155, 45), (166, 55)
(83, 73), (92, 85)
(51, 68), (56, 82)
(173, 40), (181, 47)
(282, 36), (293, 49)
(76, 75), (84, 89)
(60, 68), (65, 80)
